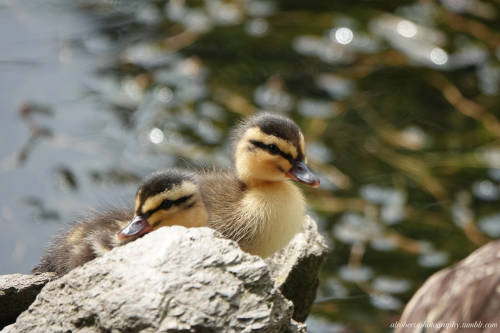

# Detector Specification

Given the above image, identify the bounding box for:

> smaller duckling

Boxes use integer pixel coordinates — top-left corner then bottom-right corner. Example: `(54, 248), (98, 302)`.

(32, 169), (207, 276)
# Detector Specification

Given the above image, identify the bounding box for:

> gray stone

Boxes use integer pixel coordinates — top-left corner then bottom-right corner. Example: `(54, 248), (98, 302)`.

(288, 320), (308, 333)
(0, 272), (56, 329)
(2, 216), (327, 332)
(267, 216), (328, 322)
(3, 227), (296, 333)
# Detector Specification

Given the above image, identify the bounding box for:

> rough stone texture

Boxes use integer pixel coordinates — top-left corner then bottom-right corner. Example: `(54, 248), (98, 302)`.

(3, 227), (296, 333)
(0, 272), (56, 329)
(1, 216), (327, 332)
(288, 320), (308, 333)
(267, 216), (328, 322)
(397, 240), (500, 333)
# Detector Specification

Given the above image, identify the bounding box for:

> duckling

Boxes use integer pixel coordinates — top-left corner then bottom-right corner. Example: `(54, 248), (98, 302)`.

(33, 169), (207, 276)
(199, 112), (319, 258)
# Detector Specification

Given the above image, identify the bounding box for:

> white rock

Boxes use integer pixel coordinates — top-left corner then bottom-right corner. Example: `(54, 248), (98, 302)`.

(3, 227), (292, 332)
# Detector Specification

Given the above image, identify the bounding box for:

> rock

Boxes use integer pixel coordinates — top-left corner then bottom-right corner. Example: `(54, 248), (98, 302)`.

(288, 320), (308, 333)
(267, 216), (328, 322)
(396, 240), (500, 333)
(3, 216), (327, 332)
(3, 227), (296, 333)
(0, 272), (56, 329)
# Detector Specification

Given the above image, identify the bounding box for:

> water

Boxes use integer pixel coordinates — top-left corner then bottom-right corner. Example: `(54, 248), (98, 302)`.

(0, 1), (140, 274)
(2, 1), (500, 332)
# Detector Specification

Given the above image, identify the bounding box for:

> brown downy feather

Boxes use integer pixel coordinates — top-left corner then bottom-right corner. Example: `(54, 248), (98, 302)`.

(197, 171), (248, 241)
(32, 208), (133, 276)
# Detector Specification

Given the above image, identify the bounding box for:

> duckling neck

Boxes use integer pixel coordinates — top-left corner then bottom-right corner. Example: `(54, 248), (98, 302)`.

(243, 178), (285, 188)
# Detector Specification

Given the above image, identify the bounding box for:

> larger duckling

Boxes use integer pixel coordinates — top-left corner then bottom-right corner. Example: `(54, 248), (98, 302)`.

(33, 169), (207, 276)
(198, 113), (319, 258)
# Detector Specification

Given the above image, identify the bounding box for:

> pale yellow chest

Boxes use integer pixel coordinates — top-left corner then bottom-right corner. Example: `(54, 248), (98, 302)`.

(238, 181), (305, 258)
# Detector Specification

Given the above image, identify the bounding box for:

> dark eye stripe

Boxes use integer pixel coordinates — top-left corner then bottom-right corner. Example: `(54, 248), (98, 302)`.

(172, 194), (193, 206)
(249, 140), (295, 165)
(142, 194), (194, 218)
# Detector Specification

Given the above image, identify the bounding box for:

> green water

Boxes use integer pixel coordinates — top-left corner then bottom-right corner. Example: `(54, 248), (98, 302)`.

(2, 0), (500, 332)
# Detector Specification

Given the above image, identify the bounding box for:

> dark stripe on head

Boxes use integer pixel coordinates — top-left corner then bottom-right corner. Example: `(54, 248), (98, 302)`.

(234, 112), (305, 161)
(137, 169), (195, 213)
(249, 140), (295, 165)
(146, 194), (194, 226)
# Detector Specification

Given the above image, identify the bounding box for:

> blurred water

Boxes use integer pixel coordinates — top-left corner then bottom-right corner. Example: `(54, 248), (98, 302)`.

(0, 1), (140, 274)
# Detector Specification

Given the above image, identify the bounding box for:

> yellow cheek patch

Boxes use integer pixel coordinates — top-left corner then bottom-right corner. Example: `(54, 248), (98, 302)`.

(277, 157), (292, 171)
(149, 202), (208, 229)
(140, 181), (197, 214)
(237, 149), (292, 182)
(241, 127), (298, 159)
(259, 152), (292, 170)
(147, 208), (176, 227)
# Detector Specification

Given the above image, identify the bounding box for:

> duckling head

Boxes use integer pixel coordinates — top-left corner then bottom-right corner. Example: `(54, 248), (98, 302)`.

(233, 112), (320, 187)
(118, 170), (206, 240)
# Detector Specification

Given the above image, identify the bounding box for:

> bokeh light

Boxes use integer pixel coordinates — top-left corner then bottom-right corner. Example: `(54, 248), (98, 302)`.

(149, 128), (164, 144)
(430, 47), (449, 65)
(332, 27), (354, 45)
(396, 20), (418, 38)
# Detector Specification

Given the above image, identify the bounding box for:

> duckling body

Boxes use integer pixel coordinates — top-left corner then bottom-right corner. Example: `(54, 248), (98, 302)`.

(199, 173), (305, 258)
(32, 209), (133, 276)
(33, 169), (207, 276)
(199, 113), (319, 258)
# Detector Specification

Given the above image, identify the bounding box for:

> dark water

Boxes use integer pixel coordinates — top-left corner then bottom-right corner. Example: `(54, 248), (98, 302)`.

(1, 0), (500, 332)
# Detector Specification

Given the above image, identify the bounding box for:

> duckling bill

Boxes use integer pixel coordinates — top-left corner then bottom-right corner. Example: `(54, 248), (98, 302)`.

(33, 170), (207, 276)
(199, 112), (319, 258)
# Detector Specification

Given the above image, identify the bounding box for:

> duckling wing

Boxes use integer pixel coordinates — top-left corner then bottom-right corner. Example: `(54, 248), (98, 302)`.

(197, 172), (248, 238)
(33, 208), (133, 276)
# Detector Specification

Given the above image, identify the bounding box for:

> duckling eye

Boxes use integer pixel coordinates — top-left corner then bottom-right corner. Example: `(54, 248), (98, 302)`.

(268, 144), (280, 154)
(160, 200), (172, 210)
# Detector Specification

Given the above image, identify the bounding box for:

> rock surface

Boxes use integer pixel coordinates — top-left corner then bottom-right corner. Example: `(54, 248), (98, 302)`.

(267, 216), (328, 322)
(397, 240), (500, 333)
(3, 227), (296, 332)
(0, 272), (56, 328)
(1, 216), (328, 332)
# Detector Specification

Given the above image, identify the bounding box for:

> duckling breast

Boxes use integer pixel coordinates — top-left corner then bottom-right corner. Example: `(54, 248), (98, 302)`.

(239, 181), (306, 258)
